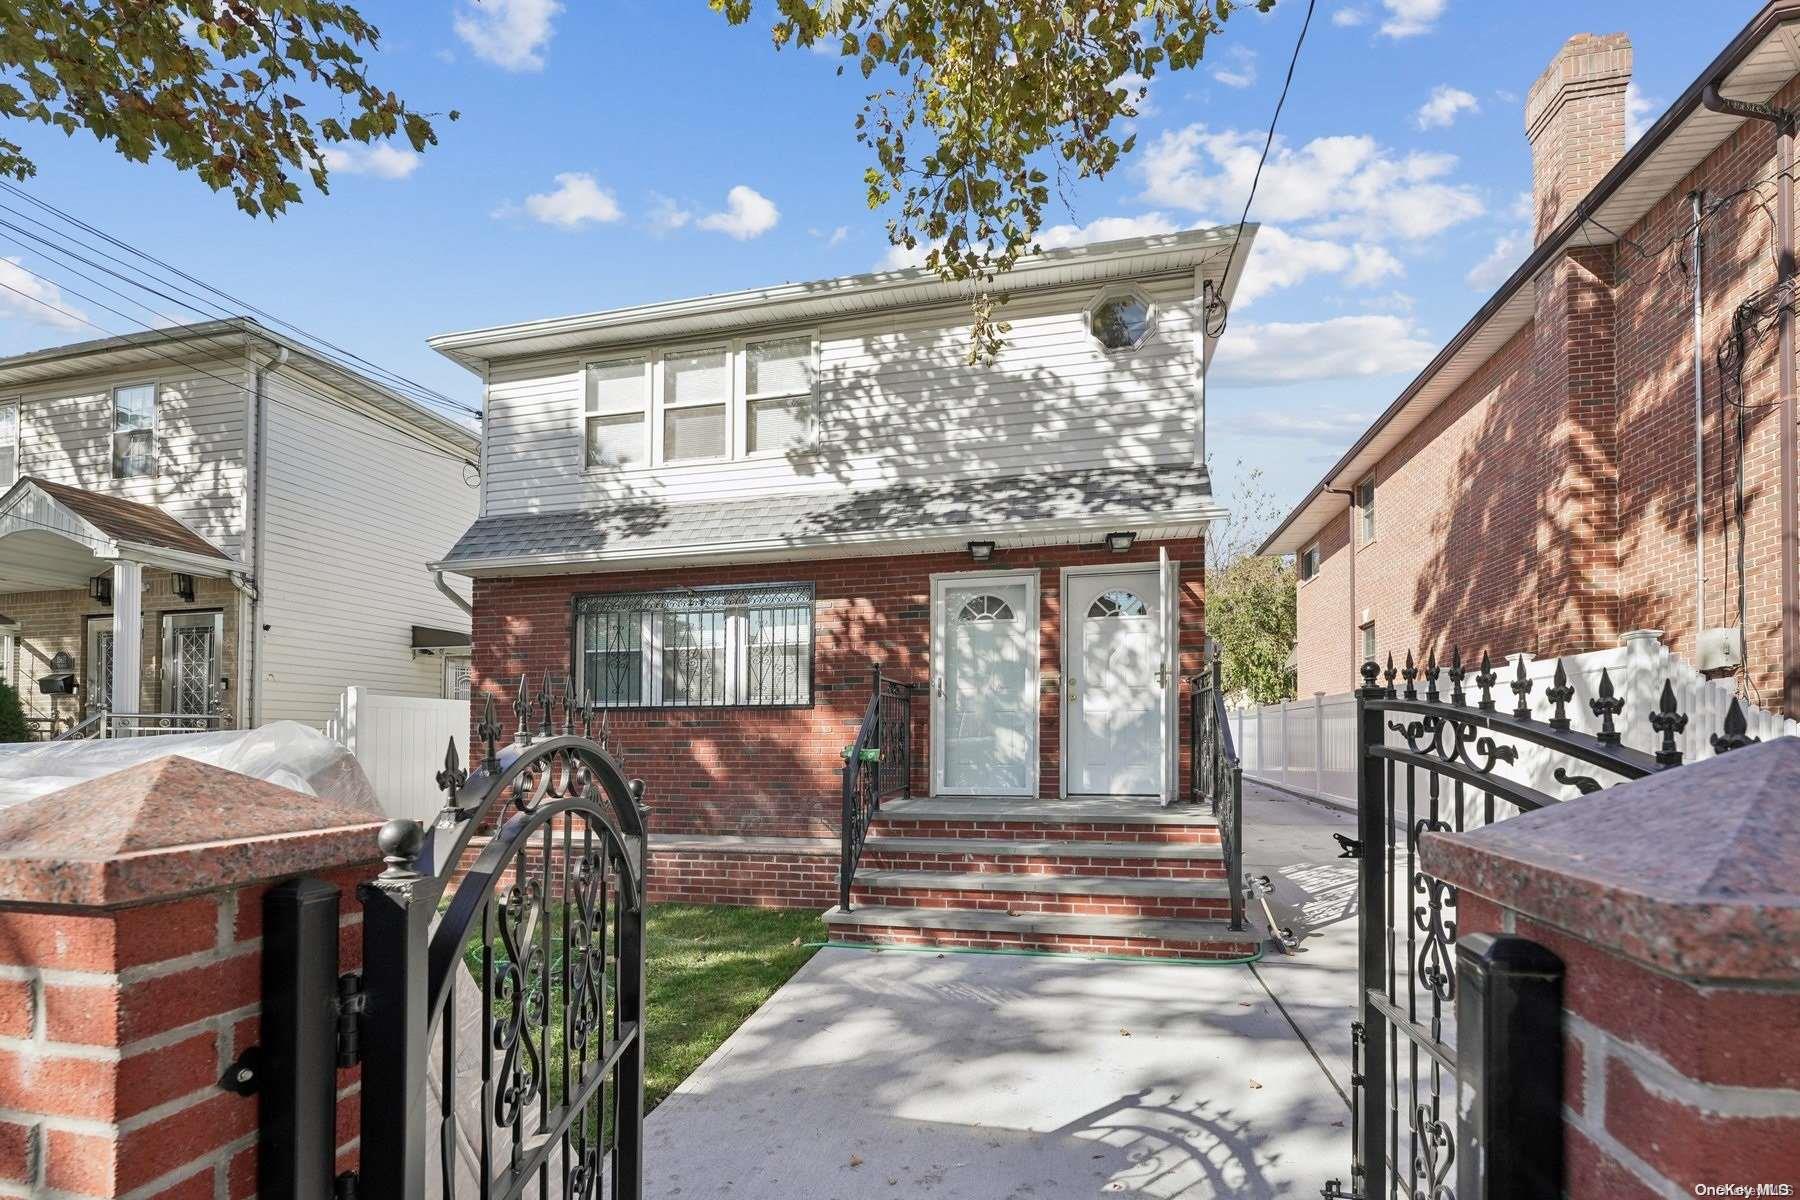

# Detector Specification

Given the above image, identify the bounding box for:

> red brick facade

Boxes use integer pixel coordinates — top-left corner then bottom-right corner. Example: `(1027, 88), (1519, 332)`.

(471, 537), (1206, 839)
(1295, 36), (1798, 711)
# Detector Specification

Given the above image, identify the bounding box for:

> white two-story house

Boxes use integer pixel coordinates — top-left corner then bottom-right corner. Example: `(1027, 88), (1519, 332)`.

(430, 228), (1260, 958)
(0, 319), (479, 737)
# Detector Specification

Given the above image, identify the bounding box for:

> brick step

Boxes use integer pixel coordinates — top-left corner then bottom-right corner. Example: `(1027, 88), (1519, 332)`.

(850, 869), (1232, 919)
(870, 816), (1220, 845)
(825, 904), (1261, 962)
(861, 836), (1227, 880)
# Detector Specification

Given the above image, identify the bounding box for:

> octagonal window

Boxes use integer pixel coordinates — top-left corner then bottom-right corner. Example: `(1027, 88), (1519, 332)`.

(1089, 292), (1155, 351)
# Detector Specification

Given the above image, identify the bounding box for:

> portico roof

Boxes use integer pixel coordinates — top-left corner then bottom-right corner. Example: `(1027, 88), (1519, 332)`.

(0, 476), (238, 592)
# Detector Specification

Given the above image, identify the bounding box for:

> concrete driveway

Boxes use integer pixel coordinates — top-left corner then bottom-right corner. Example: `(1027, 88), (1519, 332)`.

(645, 783), (1361, 1200)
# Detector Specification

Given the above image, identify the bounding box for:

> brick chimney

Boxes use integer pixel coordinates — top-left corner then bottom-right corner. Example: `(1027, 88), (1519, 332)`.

(1524, 33), (1633, 244)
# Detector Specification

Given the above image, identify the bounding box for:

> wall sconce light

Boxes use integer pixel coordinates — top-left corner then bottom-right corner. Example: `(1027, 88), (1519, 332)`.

(89, 574), (113, 606)
(172, 573), (196, 603)
(1104, 531), (1137, 554)
(967, 540), (997, 563)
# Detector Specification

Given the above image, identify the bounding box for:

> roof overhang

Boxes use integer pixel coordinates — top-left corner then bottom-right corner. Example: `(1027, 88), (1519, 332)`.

(0, 319), (479, 458)
(0, 478), (240, 591)
(433, 506), (1228, 579)
(1259, 1), (1800, 557)
(428, 225), (1253, 371)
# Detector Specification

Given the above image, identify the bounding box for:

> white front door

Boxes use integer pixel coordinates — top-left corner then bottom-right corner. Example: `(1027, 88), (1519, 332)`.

(1066, 568), (1167, 796)
(932, 572), (1038, 796)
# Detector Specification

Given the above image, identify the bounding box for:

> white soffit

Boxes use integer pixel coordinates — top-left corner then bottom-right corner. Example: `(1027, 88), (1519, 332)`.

(1261, 15), (1800, 556)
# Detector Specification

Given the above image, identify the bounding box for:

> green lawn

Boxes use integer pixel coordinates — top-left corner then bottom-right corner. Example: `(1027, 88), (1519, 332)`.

(643, 904), (826, 1109)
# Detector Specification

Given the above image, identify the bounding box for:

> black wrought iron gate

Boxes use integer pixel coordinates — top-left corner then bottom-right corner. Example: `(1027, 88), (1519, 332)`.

(356, 682), (650, 1200)
(1326, 652), (1758, 1200)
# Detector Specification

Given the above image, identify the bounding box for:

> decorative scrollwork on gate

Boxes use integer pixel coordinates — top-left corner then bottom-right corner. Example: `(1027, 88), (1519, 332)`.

(1410, 817), (1459, 1006)
(1410, 1104), (1456, 1200)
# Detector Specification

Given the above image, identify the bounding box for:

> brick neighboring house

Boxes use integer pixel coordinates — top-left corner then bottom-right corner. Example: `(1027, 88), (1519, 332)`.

(1262, 4), (1800, 714)
(430, 228), (1265, 957)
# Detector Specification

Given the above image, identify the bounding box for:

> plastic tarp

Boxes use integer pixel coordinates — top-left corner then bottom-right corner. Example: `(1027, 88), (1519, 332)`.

(0, 721), (381, 812)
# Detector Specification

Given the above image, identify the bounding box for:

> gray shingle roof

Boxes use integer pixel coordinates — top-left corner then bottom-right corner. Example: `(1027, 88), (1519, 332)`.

(439, 464), (1215, 568)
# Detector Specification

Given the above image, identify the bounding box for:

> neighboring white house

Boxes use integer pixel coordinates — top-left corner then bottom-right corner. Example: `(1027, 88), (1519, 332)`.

(0, 319), (479, 736)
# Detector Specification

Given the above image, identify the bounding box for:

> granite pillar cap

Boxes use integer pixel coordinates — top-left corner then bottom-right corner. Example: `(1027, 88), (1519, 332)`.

(0, 755), (385, 909)
(1419, 737), (1800, 983)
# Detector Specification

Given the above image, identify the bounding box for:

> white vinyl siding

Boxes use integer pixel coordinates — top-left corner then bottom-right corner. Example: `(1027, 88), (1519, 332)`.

(482, 273), (1199, 514)
(6, 360), (250, 558)
(256, 370), (477, 727)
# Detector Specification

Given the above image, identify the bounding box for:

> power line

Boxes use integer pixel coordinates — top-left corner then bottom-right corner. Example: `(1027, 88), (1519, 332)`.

(1208, 0), (1319, 339)
(0, 271), (478, 470)
(0, 181), (481, 420)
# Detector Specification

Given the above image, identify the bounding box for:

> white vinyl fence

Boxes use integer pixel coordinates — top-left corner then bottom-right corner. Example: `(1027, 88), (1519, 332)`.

(1234, 630), (1799, 806)
(326, 686), (470, 822)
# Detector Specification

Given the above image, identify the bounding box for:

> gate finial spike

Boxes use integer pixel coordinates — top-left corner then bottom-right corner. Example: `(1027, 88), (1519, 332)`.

(1510, 655), (1533, 720)
(1401, 650), (1418, 700)
(1590, 667), (1624, 744)
(538, 672), (555, 739)
(1383, 652), (1398, 696)
(513, 673), (532, 746)
(562, 674), (577, 737)
(477, 692), (501, 769)
(1448, 647), (1466, 706)
(435, 736), (467, 802)
(1424, 651), (1440, 702)
(1546, 659), (1574, 730)
(1649, 677), (1689, 766)
(1710, 696), (1760, 754)
(1475, 650), (1497, 712)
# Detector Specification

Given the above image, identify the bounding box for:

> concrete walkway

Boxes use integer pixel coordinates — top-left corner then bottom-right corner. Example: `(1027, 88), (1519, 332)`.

(645, 782), (1360, 1200)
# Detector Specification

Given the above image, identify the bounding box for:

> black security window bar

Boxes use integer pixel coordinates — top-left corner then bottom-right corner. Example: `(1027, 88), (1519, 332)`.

(575, 583), (815, 708)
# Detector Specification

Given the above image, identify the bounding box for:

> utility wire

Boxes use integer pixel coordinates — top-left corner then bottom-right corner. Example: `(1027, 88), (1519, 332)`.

(0, 181), (480, 420)
(1208, 0), (1318, 339)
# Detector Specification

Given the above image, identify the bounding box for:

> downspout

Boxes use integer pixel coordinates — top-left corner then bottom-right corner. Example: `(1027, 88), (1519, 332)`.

(1702, 84), (1799, 712)
(1325, 485), (1357, 681)
(1690, 190), (1708, 640)
(247, 346), (288, 726)
(434, 569), (475, 619)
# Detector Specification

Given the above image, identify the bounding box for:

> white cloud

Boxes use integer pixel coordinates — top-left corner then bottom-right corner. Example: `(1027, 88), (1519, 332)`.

(1113, 71), (1157, 117)
(1221, 406), (1380, 445)
(319, 142), (421, 180)
(453, 0), (560, 71)
(1465, 230), (1527, 291)
(1211, 47), (1257, 89)
(1140, 124), (1484, 242)
(648, 194), (692, 234)
(1210, 315), (1436, 386)
(698, 186), (780, 240)
(1034, 213), (1180, 250)
(1380, 0), (1446, 38)
(0, 258), (89, 332)
(878, 241), (935, 271)
(1230, 228), (1405, 306)
(1333, 6), (1369, 27)
(495, 172), (622, 229)
(820, 225), (850, 247)
(1626, 82), (1658, 145)
(1415, 85), (1479, 130)
(1347, 243), (1404, 286)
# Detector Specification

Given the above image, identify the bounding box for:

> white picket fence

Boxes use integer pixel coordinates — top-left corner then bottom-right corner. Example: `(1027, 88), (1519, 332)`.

(326, 686), (470, 822)
(1234, 630), (1799, 807)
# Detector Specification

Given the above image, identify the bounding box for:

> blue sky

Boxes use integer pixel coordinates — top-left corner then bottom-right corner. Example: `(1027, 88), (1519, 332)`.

(0, 0), (1766, 526)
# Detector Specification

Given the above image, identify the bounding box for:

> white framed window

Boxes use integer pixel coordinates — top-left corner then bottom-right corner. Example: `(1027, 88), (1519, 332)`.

(660, 346), (730, 463)
(1299, 543), (1320, 582)
(0, 400), (17, 488)
(581, 335), (818, 471)
(1362, 621), (1376, 662)
(111, 383), (156, 479)
(742, 335), (816, 456)
(1357, 477), (1376, 544)
(574, 583), (815, 708)
(1086, 288), (1157, 352)
(585, 357), (650, 468)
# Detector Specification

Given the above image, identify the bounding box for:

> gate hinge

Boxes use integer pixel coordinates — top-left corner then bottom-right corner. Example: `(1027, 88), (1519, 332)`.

(334, 1170), (359, 1199)
(335, 973), (365, 1067)
(1332, 833), (1362, 860)
(1320, 1181), (1359, 1199)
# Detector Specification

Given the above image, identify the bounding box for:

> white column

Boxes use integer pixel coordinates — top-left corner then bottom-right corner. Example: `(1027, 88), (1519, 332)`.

(111, 560), (142, 715)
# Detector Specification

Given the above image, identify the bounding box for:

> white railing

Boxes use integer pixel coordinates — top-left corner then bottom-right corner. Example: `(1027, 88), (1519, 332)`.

(1234, 630), (1799, 805)
(326, 686), (470, 822)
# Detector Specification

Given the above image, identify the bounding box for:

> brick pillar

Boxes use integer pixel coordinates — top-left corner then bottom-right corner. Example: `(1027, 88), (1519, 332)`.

(1421, 739), (1800, 1196)
(0, 756), (383, 1198)
(1532, 242), (1621, 657)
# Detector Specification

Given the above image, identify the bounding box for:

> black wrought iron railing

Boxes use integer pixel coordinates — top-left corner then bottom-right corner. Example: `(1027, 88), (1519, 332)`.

(1190, 657), (1246, 932)
(838, 664), (917, 911)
